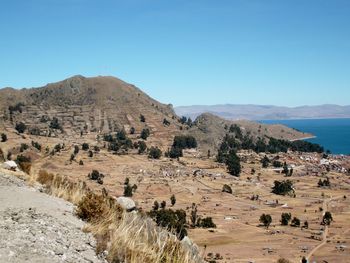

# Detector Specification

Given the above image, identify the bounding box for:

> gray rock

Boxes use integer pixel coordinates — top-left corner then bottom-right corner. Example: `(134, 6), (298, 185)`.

(116, 197), (136, 211)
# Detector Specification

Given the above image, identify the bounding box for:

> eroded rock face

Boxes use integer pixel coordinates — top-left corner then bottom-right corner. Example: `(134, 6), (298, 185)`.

(0, 172), (106, 263)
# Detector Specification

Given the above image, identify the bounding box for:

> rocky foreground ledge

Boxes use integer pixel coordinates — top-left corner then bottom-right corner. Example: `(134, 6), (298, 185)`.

(0, 171), (106, 263)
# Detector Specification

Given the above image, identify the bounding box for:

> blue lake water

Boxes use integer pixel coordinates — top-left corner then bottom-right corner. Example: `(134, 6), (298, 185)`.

(260, 118), (350, 155)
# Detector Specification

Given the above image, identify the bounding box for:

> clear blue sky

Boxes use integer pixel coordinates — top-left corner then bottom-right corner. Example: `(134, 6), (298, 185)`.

(1, 0), (349, 107)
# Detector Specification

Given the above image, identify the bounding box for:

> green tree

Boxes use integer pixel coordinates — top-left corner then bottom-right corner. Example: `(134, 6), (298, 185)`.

(140, 128), (150, 140)
(15, 122), (27, 133)
(1, 133), (7, 142)
(153, 200), (159, 211)
(138, 141), (147, 154)
(124, 184), (133, 197)
(290, 217), (301, 227)
(322, 211), (333, 225)
(160, 200), (166, 209)
(226, 150), (241, 176)
(170, 194), (176, 206)
(148, 147), (162, 159)
(259, 214), (272, 228)
(82, 143), (89, 151)
(280, 213), (292, 226)
(140, 114), (146, 122)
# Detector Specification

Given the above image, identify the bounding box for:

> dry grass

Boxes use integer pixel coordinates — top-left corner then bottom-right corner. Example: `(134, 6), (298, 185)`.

(29, 169), (203, 263)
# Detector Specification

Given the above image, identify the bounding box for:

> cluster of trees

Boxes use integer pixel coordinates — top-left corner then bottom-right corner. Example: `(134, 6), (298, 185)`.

(219, 124), (324, 156)
(8, 103), (24, 114)
(272, 180), (294, 196)
(104, 130), (133, 153)
(217, 135), (241, 176)
(318, 178), (331, 187)
(280, 213), (306, 228)
(179, 116), (193, 127)
(167, 135), (198, 159)
(88, 170), (104, 184)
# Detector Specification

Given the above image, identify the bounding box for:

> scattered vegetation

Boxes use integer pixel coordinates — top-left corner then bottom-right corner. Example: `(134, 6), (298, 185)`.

(31, 141), (42, 151)
(49, 117), (62, 130)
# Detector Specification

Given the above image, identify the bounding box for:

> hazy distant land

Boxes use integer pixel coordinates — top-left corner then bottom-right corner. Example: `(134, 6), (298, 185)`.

(175, 104), (350, 120)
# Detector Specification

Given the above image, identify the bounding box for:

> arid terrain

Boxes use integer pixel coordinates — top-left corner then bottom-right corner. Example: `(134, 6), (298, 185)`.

(0, 76), (349, 263)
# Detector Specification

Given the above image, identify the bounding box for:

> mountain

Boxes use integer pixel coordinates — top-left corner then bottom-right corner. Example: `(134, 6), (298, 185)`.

(0, 75), (180, 147)
(175, 104), (350, 121)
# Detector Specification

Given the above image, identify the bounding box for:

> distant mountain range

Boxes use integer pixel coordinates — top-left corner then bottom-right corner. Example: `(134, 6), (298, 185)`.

(175, 104), (350, 121)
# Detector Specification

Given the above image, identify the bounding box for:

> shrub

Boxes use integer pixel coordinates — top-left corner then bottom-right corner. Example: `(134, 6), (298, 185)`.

(79, 160), (84, 165)
(16, 155), (31, 174)
(170, 194), (176, 206)
(137, 141), (147, 154)
(163, 118), (170, 126)
(20, 143), (29, 152)
(277, 259), (292, 263)
(168, 146), (183, 159)
(280, 213), (291, 226)
(31, 141), (42, 151)
(140, 128), (150, 140)
(82, 143), (89, 151)
(161, 201), (166, 209)
(37, 170), (54, 186)
(222, 184), (233, 194)
(74, 145), (79, 155)
(290, 217), (301, 227)
(148, 209), (188, 239)
(0, 148), (5, 162)
(15, 122), (27, 133)
(272, 180), (294, 196)
(140, 114), (146, 122)
(130, 127), (135, 134)
(1, 133), (7, 142)
(124, 184), (133, 197)
(322, 211), (333, 225)
(49, 117), (62, 130)
(259, 213), (272, 228)
(88, 170), (104, 184)
(88, 150), (93, 158)
(197, 217), (216, 228)
(153, 201), (159, 211)
(8, 103), (24, 114)
(76, 192), (108, 222)
(148, 147), (162, 159)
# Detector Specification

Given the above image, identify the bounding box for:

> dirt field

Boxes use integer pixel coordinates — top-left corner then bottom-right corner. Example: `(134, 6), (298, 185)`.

(1, 130), (349, 263)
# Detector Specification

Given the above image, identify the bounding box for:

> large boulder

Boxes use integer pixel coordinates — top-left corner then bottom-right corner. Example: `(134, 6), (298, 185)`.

(116, 197), (136, 212)
(2, 161), (18, 171)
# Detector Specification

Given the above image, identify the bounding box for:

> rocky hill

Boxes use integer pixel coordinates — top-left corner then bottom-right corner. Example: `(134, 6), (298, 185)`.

(185, 113), (312, 152)
(0, 75), (180, 146)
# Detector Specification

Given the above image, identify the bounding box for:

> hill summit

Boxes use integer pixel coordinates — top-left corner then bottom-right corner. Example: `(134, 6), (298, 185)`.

(0, 75), (180, 144)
